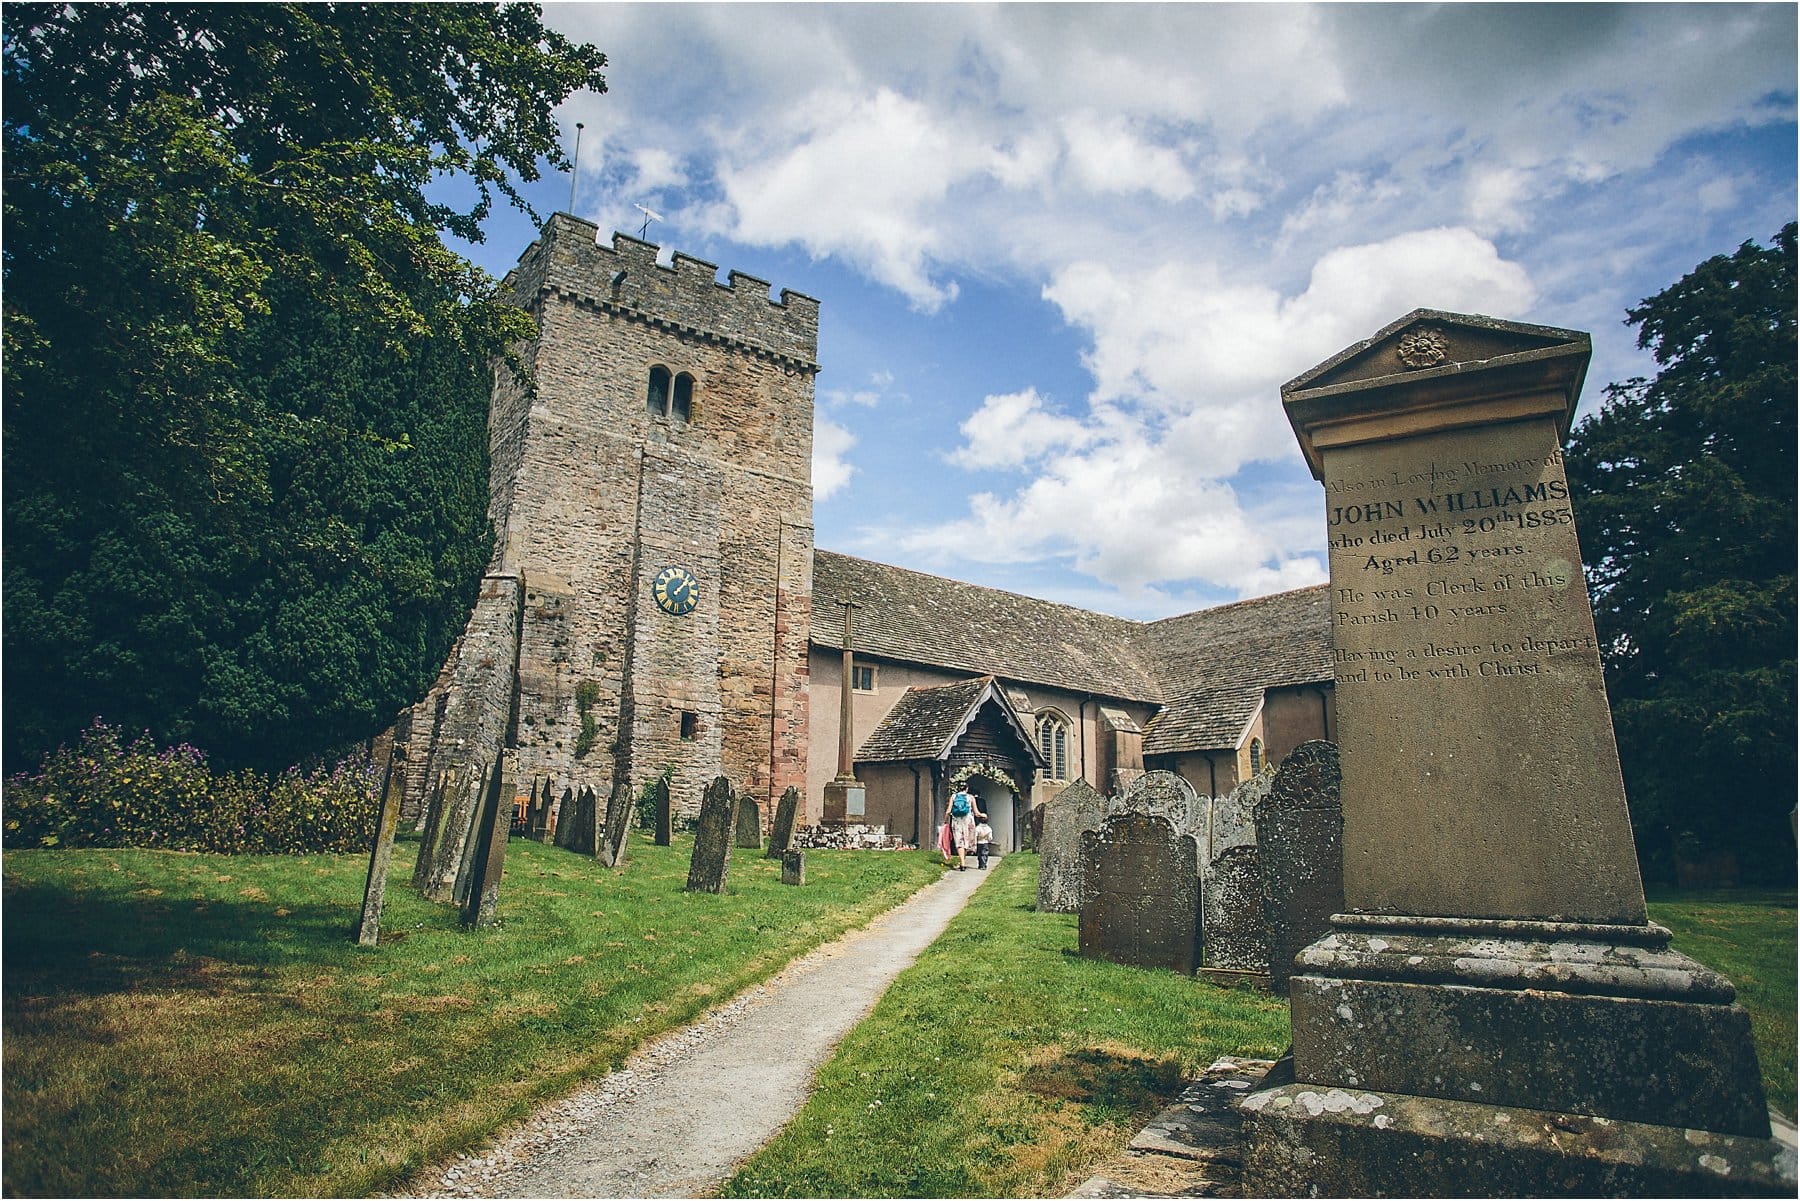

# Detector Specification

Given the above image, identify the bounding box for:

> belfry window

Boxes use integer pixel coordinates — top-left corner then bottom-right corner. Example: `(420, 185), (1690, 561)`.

(672, 372), (694, 423)
(647, 365), (671, 417)
(1036, 710), (1071, 782)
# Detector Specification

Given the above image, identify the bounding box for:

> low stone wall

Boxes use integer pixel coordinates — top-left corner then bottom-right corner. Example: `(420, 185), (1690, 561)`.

(789, 823), (909, 851)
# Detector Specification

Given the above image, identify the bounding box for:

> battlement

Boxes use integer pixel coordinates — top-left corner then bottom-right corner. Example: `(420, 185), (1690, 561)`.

(505, 213), (819, 369)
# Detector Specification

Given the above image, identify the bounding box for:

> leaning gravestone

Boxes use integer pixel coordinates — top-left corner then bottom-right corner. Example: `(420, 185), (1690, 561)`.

(354, 752), (405, 946)
(599, 774), (632, 868)
(735, 797), (762, 849)
(652, 774), (673, 847)
(448, 765), (491, 907)
(1035, 779), (1104, 913)
(461, 756), (511, 928)
(528, 780), (552, 841)
(1241, 311), (1787, 1196)
(685, 776), (739, 894)
(1199, 844), (1268, 977)
(765, 785), (801, 859)
(1078, 811), (1200, 974)
(1252, 740), (1342, 996)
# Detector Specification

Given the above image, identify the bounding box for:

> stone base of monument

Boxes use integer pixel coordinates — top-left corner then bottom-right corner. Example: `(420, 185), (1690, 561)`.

(819, 777), (865, 826)
(1238, 915), (1796, 1197)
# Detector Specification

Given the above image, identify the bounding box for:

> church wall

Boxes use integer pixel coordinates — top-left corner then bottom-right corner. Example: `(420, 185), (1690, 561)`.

(859, 762), (929, 846)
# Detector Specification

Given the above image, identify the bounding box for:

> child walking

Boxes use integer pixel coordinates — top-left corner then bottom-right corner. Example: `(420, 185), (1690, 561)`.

(974, 818), (994, 869)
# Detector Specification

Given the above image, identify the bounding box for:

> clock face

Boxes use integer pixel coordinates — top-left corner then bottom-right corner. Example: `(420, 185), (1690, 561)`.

(652, 565), (699, 616)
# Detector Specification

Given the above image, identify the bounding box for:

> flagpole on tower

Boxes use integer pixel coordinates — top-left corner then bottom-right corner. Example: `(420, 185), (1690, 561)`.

(567, 122), (584, 214)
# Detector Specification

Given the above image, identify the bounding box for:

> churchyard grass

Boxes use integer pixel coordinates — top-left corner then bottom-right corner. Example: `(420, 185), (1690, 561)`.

(2, 834), (941, 1197)
(1646, 886), (1797, 1121)
(721, 853), (1290, 1199)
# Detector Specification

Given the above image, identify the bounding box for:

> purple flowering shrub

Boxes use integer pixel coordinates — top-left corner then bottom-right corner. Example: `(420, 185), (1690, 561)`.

(4, 720), (379, 853)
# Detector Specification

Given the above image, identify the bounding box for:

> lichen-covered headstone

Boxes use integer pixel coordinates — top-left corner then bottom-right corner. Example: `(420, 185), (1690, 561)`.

(765, 785), (801, 859)
(735, 797), (762, 849)
(1253, 740), (1343, 995)
(781, 849), (805, 886)
(461, 756), (511, 928)
(1200, 843), (1268, 974)
(1078, 811), (1201, 974)
(1036, 779), (1104, 913)
(685, 776), (738, 894)
(599, 774), (632, 868)
(354, 753), (405, 946)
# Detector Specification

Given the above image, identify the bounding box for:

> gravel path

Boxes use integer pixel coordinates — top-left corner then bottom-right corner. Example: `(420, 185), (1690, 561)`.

(397, 862), (990, 1199)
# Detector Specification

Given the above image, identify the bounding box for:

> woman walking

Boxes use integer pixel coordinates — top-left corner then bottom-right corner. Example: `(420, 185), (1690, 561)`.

(947, 788), (985, 871)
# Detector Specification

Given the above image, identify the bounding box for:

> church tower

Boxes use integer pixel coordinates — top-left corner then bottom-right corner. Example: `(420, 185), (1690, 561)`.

(399, 213), (817, 820)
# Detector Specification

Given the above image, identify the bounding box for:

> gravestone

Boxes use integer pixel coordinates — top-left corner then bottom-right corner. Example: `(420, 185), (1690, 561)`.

(528, 779), (552, 841)
(461, 755), (511, 928)
(1241, 311), (1786, 1197)
(1078, 811), (1201, 974)
(735, 797), (762, 849)
(765, 785), (801, 859)
(410, 771), (449, 891)
(447, 767), (490, 906)
(1252, 740), (1342, 995)
(354, 753), (405, 946)
(552, 785), (577, 850)
(599, 774), (632, 868)
(1036, 779), (1105, 913)
(652, 774), (673, 847)
(781, 849), (805, 886)
(685, 776), (738, 894)
(1199, 844), (1268, 976)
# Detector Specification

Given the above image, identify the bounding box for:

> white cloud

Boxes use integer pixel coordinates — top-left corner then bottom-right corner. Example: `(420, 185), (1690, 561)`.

(947, 388), (1092, 470)
(1061, 111), (1196, 202)
(813, 415), (858, 500)
(821, 370), (896, 410)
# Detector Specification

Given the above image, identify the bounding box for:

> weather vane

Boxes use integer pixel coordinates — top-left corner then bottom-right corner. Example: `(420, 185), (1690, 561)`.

(634, 203), (662, 241)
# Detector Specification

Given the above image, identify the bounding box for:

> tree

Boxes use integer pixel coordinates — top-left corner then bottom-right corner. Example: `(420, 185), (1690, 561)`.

(2, 4), (606, 771)
(1565, 224), (1796, 883)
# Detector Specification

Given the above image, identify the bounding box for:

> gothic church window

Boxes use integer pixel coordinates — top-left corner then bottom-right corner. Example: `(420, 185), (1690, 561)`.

(1036, 709), (1070, 782)
(1249, 737), (1263, 775)
(647, 365), (671, 417)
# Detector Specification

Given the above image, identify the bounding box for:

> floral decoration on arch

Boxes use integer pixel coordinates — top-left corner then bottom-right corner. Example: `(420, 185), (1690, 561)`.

(950, 762), (1018, 795)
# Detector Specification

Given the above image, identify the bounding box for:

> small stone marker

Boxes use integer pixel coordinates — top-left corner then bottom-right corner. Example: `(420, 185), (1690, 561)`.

(685, 776), (738, 894)
(353, 753), (405, 946)
(1078, 811), (1200, 974)
(1035, 779), (1104, 913)
(461, 755), (511, 928)
(652, 773), (673, 847)
(765, 785), (801, 859)
(734, 797), (762, 849)
(1199, 844), (1268, 976)
(1241, 310), (1785, 1196)
(781, 849), (805, 886)
(599, 774), (632, 868)
(1252, 740), (1342, 995)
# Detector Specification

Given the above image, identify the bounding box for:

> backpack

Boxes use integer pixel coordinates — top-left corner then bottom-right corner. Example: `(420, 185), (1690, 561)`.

(950, 792), (971, 817)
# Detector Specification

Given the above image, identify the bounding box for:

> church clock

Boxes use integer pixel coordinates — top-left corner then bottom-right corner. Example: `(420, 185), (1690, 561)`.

(652, 565), (700, 616)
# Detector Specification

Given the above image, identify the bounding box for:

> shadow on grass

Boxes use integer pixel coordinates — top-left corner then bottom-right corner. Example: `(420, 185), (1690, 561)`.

(1016, 1047), (1185, 1110)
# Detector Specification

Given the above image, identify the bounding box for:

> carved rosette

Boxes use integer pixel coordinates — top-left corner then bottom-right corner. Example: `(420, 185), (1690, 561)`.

(1396, 326), (1449, 370)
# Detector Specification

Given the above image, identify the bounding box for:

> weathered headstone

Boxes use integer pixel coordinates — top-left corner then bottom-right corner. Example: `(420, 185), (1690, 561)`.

(1035, 779), (1104, 913)
(528, 779), (552, 841)
(1241, 311), (1787, 1197)
(652, 773), (672, 847)
(599, 774), (633, 868)
(734, 797), (762, 849)
(449, 764), (490, 906)
(1199, 844), (1268, 976)
(1252, 740), (1342, 996)
(353, 753), (405, 946)
(1078, 808), (1201, 975)
(461, 755), (511, 928)
(781, 849), (805, 886)
(685, 776), (738, 894)
(765, 785), (801, 859)
(411, 770), (450, 890)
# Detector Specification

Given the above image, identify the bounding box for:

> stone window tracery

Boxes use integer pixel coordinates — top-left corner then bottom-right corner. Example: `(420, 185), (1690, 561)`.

(1036, 709), (1071, 782)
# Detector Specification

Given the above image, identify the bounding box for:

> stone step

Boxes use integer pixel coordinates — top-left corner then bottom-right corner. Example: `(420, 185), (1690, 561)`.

(1068, 1056), (1275, 1199)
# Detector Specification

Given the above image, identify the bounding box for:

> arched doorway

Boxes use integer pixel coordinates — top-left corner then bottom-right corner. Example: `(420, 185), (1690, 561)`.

(972, 779), (1018, 854)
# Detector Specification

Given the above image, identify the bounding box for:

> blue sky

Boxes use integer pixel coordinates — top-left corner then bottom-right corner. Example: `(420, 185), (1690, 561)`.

(452, 3), (1796, 621)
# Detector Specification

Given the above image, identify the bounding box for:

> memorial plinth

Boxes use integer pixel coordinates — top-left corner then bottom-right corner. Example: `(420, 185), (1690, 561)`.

(1239, 311), (1789, 1197)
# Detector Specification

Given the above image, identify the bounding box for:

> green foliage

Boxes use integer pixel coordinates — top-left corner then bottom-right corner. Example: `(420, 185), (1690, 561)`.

(4, 720), (379, 854)
(1, 4), (607, 772)
(636, 765), (675, 830)
(573, 679), (602, 759)
(1, 839), (941, 1196)
(1566, 225), (1797, 883)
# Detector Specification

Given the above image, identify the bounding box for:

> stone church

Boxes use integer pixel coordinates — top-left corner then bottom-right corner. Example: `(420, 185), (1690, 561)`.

(392, 213), (1333, 850)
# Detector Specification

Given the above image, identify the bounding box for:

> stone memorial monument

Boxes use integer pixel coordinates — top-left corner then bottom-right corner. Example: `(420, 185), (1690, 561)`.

(735, 797), (762, 849)
(1240, 311), (1789, 1196)
(765, 785), (801, 859)
(1252, 740), (1342, 995)
(1036, 779), (1105, 913)
(685, 775), (739, 895)
(1198, 843), (1268, 979)
(1077, 772), (1206, 974)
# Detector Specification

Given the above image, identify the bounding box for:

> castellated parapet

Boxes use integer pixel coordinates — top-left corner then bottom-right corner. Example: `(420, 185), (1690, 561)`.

(398, 213), (816, 830)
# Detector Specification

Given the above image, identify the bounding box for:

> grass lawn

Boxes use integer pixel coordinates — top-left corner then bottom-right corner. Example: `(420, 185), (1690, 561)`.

(1647, 886), (1797, 1122)
(721, 853), (1291, 1199)
(2, 833), (941, 1197)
